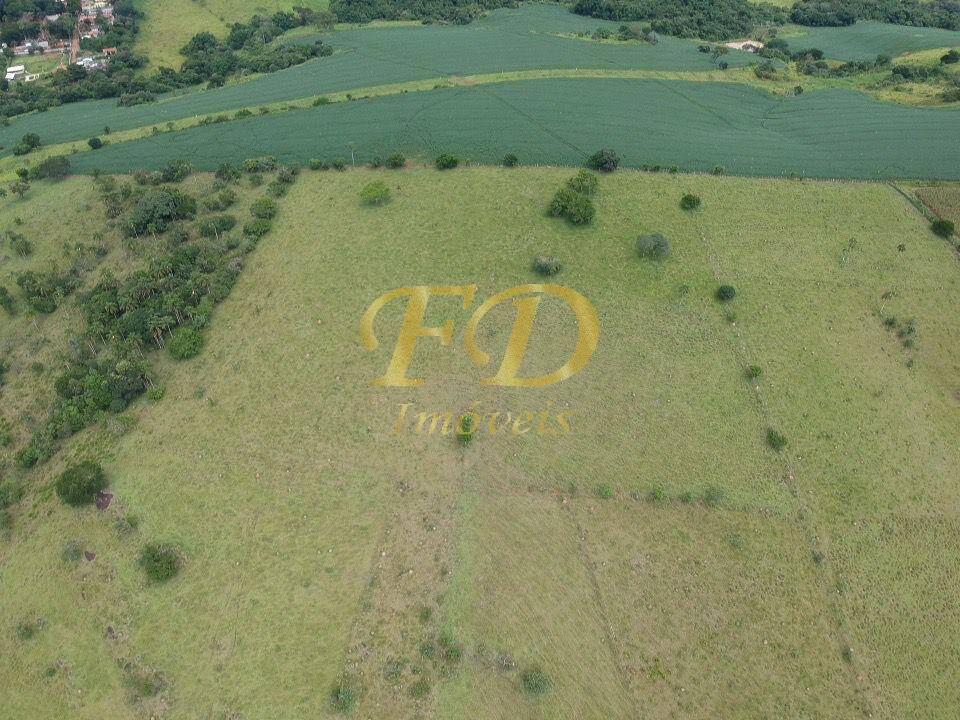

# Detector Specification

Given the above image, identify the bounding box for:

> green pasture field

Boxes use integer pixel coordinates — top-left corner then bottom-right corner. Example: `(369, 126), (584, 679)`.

(133, 0), (331, 68)
(1, 167), (958, 719)
(0, 5), (758, 152)
(66, 77), (960, 180)
(781, 20), (960, 61)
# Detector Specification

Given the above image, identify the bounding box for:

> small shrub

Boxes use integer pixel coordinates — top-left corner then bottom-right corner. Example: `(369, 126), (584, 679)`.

(15, 619), (41, 641)
(455, 414), (474, 444)
(55, 461), (107, 507)
(250, 197), (278, 219)
(330, 679), (358, 713)
(309, 158), (326, 170)
(197, 214), (236, 238)
(520, 666), (552, 696)
(435, 153), (459, 170)
(716, 285), (736, 302)
(566, 169), (599, 196)
(138, 543), (182, 583)
(168, 327), (204, 360)
(502, 153), (519, 167)
(532, 255), (562, 276)
(244, 219), (273, 238)
(586, 148), (619, 172)
(386, 153), (406, 169)
(636, 233), (669, 261)
(931, 218), (955, 238)
(332, 159), (347, 171)
(596, 483), (614, 499)
(679, 193), (701, 210)
(746, 365), (763, 379)
(647, 486), (666, 504)
(711, 165), (726, 175)
(409, 679), (430, 699)
(61, 540), (83, 564)
(702, 485), (725, 508)
(766, 428), (788, 451)
(88, 137), (103, 149)
(360, 181), (391, 205)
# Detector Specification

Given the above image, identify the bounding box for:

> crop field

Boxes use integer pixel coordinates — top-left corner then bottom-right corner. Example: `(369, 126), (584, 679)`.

(781, 21), (960, 61)
(2, 167), (959, 719)
(0, 5), (757, 152)
(66, 78), (960, 180)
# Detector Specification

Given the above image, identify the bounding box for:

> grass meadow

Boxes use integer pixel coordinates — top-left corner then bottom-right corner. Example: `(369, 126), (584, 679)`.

(1, 167), (958, 718)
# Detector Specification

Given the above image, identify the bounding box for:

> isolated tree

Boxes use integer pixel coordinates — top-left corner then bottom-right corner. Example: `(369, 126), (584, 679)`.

(9, 179), (30, 200)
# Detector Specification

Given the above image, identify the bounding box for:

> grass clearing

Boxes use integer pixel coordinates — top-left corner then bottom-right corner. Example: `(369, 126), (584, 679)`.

(1, 167), (958, 718)
(134, 0), (330, 68)
(780, 20), (960, 61)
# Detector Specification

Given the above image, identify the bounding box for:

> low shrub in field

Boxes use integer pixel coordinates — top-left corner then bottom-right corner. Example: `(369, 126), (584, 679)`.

(138, 543), (181, 583)
(55, 461), (107, 506)
(716, 285), (736, 302)
(386, 153), (406, 169)
(532, 256), (562, 276)
(409, 679), (430, 699)
(360, 181), (391, 205)
(746, 364), (763, 379)
(203, 189), (236, 211)
(329, 679), (358, 713)
(435, 153), (459, 170)
(767, 428), (788, 451)
(520, 666), (552, 696)
(702, 485), (725, 508)
(680, 193), (701, 210)
(197, 214), (236, 238)
(586, 148), (619, 172)
(549, 188), (594, 225)
(502, 153), (519, 167)
(88, 137), (103, 149)
(931, 218), (955, 237)
(596, 483), (614, 499)
(332, 159), (347, 171)
(168, 327), (204, 360)
(455, 414), (474, 444)
(250, 197), (278, 219)
(647, 485), (666, 504)
(566, 169), (599, 196)
(309, 158), (327, 170)
(636, 233), (670, 261)
(244, 219), (273, 238)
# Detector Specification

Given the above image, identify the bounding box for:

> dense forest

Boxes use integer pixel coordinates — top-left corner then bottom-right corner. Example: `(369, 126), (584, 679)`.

(570, 0), (785, 40)
(790, 0), (960, 29)
(330, 0), (515, 24)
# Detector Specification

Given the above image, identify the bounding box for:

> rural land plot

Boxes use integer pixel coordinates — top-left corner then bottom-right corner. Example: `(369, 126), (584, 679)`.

(688, 178), (960, 718)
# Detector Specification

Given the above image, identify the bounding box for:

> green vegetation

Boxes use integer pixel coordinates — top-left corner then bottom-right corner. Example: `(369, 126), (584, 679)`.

(360, 180), (391, 205)
(138, 542), (182, 583)
(54, 461), (107, 507)
(64, 77), (960, 180)
(680, 193), (701, 210)
(636, 233), (670, 260)
(0, 100), (959, 720)
(573, 0), (786, 40)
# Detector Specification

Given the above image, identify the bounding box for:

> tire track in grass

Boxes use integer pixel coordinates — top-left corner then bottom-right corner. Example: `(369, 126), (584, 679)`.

(688, 218), (877, 719)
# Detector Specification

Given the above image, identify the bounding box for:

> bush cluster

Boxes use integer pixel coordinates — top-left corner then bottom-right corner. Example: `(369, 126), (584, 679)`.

(636, 233), (670, 261)
(549, 187), (595, 225)
(138, 543), (182, 583)
(55, 461), (107, 507)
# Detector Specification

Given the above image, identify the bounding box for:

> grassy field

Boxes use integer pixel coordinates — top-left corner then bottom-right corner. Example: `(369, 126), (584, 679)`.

(65, 77), (960, 180)
(1, 167), (958, 718)
(133, 0), (330, 68)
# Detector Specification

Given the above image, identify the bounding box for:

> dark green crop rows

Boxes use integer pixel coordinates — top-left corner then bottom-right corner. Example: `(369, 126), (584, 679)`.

(70, 78), (960, 180)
